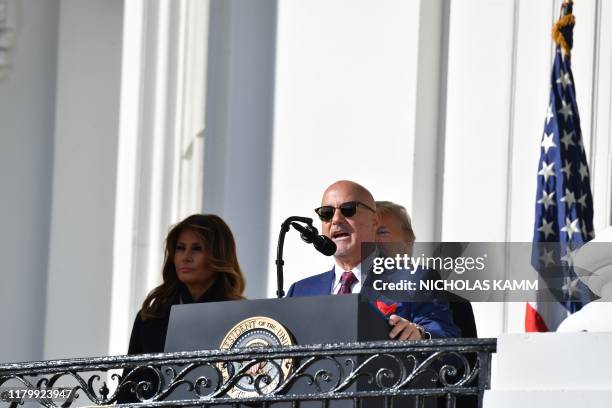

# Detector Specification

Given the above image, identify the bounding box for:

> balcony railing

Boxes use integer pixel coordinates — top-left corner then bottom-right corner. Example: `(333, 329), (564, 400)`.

(0, 338), (496, 408)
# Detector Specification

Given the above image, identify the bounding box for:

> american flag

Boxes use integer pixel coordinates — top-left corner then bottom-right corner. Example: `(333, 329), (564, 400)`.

(525, 1), (595, 332)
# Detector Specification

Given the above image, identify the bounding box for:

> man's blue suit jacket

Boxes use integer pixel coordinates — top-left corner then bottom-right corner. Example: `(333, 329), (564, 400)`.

(287, 268), (460, 339)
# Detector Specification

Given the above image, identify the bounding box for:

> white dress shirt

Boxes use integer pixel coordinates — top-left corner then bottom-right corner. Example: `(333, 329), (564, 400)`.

(331, 262), (363, 294)
(330, 251), (378, 294)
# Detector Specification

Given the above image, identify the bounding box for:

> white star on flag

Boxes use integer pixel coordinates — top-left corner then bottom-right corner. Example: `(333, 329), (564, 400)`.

(577, 193), (588, 208)
(541, 132), (557, 153)
(556, 71), (572, 89)
(562, 277), (581, 299)
(561, 160), (572, 178)
(557, 99), (573, 121)
(561, 248), (578, 267)
(560, 217), (580, 240)
(560, 188), (576, 208)
(538, 161), (555, 182)
(579, 162), (589, 181)
(538, 218), (555, 239)
(560, 130), (575, 150)
(545, 104), (554, 125)
(537, 190), (556, 210)
(539, 248), (555, 267)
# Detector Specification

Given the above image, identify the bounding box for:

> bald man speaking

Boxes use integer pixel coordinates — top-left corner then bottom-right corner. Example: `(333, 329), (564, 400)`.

(286, 180), (458, 340)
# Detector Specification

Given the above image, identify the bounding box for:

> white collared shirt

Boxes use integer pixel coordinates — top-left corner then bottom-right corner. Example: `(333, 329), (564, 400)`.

(331, 262), (363, 294)
(330, 251), (378, 294)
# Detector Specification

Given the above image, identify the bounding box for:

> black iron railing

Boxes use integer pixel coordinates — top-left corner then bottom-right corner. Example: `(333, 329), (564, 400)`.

(0, 338), (496, 407)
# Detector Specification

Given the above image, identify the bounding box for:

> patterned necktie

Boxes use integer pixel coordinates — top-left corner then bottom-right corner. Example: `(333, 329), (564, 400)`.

(337, 271), (357, 294)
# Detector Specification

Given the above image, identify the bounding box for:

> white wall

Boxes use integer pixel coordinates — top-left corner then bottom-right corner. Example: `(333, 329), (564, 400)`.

(442, 0), (519, 338)
(269, 0), (422, 295)
(485, 333), (612, 407)
(0, 0), (59, 363)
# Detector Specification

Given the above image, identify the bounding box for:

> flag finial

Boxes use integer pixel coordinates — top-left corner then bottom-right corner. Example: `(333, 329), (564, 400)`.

(561, 0), (573, 16)
(552, 0), (575, 57)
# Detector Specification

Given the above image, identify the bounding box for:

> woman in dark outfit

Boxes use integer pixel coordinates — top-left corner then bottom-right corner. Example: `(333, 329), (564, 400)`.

(117, 213), (246, 402)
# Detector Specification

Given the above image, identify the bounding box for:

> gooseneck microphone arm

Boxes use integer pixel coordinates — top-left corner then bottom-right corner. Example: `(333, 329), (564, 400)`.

(275, 216), (313, 298)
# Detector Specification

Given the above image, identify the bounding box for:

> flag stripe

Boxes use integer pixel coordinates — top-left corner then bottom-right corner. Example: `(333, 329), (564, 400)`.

(525, 303), (549, 332)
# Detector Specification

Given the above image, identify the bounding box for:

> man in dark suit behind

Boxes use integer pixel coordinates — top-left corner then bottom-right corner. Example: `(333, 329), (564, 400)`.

(286, 180), (458, 339)
(375, 200), (477, 338)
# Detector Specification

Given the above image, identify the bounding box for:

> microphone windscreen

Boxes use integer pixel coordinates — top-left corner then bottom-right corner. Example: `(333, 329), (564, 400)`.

(314, 236), (336, 256)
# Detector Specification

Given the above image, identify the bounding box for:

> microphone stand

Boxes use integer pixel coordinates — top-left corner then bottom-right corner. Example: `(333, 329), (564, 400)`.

(276, 216), (313, 298)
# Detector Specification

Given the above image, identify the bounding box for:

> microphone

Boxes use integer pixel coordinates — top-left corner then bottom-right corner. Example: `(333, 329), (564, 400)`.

(275, 216), (337, 298)
(290, 222), (337, 256)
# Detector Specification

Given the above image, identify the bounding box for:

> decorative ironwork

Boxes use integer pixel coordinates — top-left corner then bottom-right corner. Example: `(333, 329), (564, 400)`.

(0, 338), (496, 407)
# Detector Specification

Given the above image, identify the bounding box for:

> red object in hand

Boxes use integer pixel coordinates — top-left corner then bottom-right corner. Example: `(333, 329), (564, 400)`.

(375, 300), (398, 316)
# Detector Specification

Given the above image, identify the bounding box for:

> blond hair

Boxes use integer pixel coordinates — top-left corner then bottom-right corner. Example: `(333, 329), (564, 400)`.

(375, 201), (416, 245)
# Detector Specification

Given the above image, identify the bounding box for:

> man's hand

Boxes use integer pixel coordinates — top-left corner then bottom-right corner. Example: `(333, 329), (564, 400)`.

(388, 314), (424, 340)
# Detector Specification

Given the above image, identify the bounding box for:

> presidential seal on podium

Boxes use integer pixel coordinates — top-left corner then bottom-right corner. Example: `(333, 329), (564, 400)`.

(219, 316), (294, 398)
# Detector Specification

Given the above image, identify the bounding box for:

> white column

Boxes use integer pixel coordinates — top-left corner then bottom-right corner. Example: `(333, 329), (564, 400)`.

(0, 0), (59, 363)
(441, 0), (518, 337)
(411, 0), (448, 242)
(203, 0), (278, 299)
(587, 0), (612, 231)
(44, 0), (124, 359)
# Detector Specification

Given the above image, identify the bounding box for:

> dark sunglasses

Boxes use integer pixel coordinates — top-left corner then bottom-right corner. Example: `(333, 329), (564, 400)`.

(314, 201), (375, 222)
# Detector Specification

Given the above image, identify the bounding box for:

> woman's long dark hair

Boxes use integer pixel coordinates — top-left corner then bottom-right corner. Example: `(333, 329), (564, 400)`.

(140, 214), (246, 320)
